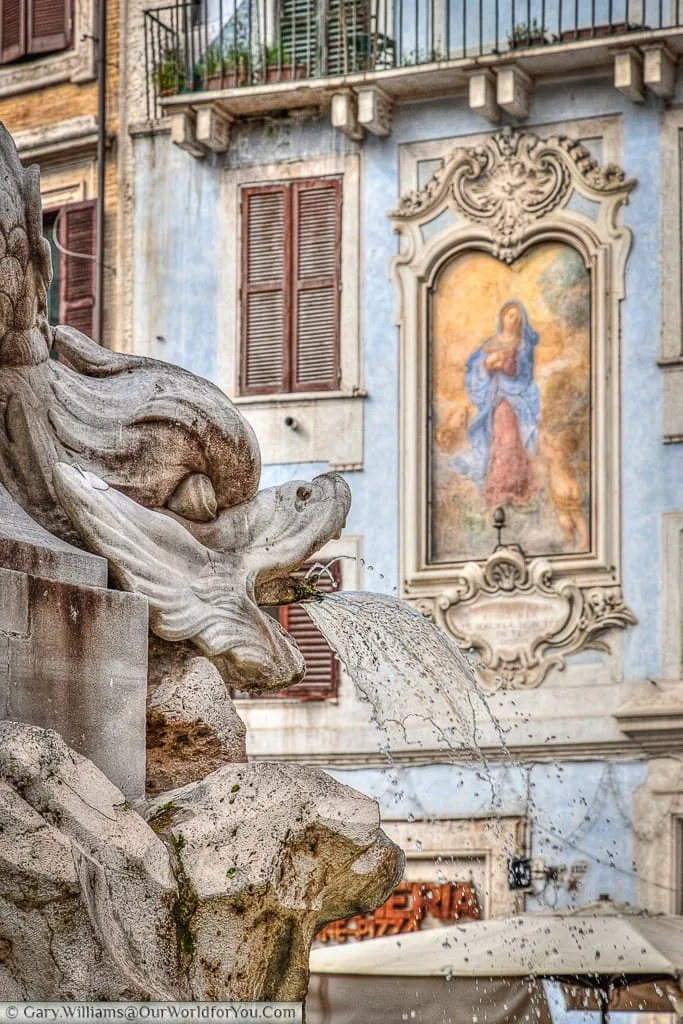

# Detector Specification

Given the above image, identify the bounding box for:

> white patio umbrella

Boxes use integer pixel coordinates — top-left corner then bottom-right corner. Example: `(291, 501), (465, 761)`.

(308, 902), (683, 1022)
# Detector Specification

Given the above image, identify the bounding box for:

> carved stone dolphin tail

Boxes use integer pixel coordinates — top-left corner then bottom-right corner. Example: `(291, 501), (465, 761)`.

(48, 325), (262, 515)
(0, 122), (53, 367)
(0, 122), (263, 542)
(52, 323), (154, 377)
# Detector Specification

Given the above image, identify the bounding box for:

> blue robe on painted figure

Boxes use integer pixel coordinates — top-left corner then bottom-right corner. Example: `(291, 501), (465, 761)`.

(451, 301), (540, 509)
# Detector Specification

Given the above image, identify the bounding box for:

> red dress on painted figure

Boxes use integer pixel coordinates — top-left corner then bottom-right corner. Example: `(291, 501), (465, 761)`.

(451, 301), (540, 511)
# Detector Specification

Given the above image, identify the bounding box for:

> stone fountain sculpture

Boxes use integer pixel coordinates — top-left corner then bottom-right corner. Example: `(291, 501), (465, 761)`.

(0, 123), (403, 1000)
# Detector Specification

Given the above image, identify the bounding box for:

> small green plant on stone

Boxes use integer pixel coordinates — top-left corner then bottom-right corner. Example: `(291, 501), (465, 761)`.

(507, 19), (555, 47)
(264, 43), (292, 65)
(196, 42), (251, 85)
(224, 44), (251, 73)
(197, 43), (223, 77)
(148, 799), (177, 832)
(152, 48), (186, 95)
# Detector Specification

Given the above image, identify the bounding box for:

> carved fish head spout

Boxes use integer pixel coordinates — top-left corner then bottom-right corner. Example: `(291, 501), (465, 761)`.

(52, 463), (350, 694)
(249, 473), (352, 576)
(187, 472), (352, 580)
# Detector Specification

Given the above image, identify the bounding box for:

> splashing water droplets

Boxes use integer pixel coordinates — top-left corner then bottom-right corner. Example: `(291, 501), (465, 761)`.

(303, 592), (492, 761)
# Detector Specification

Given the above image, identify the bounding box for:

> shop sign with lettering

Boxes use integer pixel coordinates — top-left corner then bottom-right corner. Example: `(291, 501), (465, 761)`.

(317, 882), (480, 942)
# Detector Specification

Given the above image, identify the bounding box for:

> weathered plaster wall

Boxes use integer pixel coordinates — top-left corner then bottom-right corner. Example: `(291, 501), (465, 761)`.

(330, 759), (649, 907)
(356, 77), (683, 685)
(131, 74), (683, 686)
(133, 133), (221, 378)
(123, 63), (683, 928)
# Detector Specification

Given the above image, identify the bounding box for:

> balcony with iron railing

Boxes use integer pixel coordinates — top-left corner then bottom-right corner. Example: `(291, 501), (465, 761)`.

(143, 0), (683, 121)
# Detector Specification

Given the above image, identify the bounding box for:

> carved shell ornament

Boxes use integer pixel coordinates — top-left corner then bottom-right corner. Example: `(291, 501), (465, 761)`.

(392, 127), (633, 262)
(428, 550), (636, 690)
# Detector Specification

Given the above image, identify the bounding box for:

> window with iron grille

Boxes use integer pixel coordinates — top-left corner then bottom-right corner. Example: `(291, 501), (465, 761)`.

(43, 199), (97, 338)
(244, 561), (342, 700)
(0, 0), (72, 64)
(240, 177), (342, 396)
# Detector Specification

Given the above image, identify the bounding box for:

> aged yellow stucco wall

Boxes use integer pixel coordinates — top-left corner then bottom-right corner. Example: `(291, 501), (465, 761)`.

(0, 82), (97, 131)
(0, 0), (120, 348)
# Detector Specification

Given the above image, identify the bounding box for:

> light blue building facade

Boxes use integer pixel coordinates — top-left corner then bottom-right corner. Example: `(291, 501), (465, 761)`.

(123, 2), (683, 964)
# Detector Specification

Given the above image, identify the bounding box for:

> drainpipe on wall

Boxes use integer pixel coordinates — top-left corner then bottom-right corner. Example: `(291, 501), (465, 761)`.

(95, 0), (107, 345)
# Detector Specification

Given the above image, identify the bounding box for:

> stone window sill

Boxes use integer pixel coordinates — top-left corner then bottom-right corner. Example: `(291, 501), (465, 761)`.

(233, 389), (366, 407)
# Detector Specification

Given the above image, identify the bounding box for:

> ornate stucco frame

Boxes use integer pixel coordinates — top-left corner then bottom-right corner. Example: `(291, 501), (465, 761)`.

(391, 127), (636, 688)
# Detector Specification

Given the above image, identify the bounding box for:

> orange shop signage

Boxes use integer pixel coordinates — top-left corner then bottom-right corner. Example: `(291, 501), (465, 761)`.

(317, 881), (481, 942)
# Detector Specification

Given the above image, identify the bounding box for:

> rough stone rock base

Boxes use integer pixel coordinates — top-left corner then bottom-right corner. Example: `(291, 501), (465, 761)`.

(147, 639), (248, 796)
(0, 722), (179, 1000)
(0, 722), (403, 1002)
(144, 761), (404, 1001)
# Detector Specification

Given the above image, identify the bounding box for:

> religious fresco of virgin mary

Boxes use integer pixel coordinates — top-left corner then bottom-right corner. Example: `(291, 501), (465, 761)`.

(429, 242), (591, 564)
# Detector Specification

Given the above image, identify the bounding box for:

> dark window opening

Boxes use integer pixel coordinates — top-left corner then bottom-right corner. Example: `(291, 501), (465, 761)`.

(41, 200), (97, 341)
(42, 209), (61, 328)
(676, 817), (683, 915)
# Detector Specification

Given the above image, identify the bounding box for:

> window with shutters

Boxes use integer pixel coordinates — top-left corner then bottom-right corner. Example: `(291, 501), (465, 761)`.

(0, 0), (72, 64)
(244, 561), (341, 700)
(279, 0), (373, 76)
(42, 199), (97, 339)
(240, 177), (341, 396)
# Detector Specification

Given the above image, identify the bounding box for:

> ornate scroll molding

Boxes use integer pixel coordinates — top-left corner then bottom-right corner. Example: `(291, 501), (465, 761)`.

(392, 125), (636, 688)
(393, 127), (633, 262)
(416, 548), (636, 689)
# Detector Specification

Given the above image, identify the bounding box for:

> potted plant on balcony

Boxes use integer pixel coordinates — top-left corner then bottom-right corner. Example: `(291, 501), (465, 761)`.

(559, 21), (649, 40)
(153, 47), (186, 97)
(507, 19), (555, 48)
(198, 43), (250, 90)
(256, 44), (307, 83)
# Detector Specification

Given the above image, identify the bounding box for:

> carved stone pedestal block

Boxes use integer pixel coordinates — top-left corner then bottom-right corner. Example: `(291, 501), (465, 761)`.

(0, 563), (148, 798)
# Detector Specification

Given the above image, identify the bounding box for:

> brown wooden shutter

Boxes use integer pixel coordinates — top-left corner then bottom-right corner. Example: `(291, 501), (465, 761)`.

(240, 185), (290, 395)
(240, 561), (341, 701)
(292, 178), (341, 392)
(27, 0), (70, 54)
(59, 199), (97, 340)
(240, 177), (341, 396)
(0, 0), (27, 63)
(278, 561), (341, 699)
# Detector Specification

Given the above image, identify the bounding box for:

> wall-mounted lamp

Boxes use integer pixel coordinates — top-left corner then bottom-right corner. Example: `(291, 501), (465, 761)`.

(492, 506), (525, 557)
